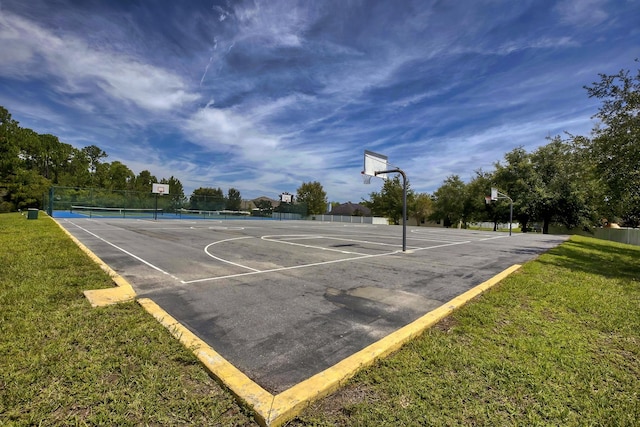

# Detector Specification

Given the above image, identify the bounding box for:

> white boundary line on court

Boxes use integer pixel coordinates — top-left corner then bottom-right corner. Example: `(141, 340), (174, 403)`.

(263, 234), (430, 250)
(63, 219), (515, 288)
(183, 239), (472, 285)
(204, 237), (261, 272)
(64, 220), (183, 282)
(261, 235), (374, 255)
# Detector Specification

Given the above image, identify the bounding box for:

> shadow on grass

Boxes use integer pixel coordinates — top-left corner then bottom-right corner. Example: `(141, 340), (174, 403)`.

(538, 235), (640, 280)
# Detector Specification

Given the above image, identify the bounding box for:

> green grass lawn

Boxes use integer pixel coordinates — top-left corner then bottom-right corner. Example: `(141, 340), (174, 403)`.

(1, 212), (639, 426)
(0, 213), (256, 426)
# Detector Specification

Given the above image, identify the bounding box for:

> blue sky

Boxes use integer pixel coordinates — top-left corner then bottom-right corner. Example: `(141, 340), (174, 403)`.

(0, 0), (638, 202)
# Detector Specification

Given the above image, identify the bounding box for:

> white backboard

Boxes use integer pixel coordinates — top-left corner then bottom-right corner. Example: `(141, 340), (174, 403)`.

(280, 193), (293, 203)
(363, 150), (389, 180)
(152, 183), (170, 195)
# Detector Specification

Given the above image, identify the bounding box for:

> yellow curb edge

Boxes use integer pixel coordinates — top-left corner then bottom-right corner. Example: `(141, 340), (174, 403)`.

(49, 216), (137, 306)
(266, 263), (522, 426)
(137, 298), (275, 427)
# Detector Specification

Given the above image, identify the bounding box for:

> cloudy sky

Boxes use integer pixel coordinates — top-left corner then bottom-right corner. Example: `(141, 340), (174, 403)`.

(0, 0), (638, 202)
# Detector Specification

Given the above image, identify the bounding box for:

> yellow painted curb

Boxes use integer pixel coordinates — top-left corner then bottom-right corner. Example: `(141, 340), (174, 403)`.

(265, 263), (523, 426)
(135, 264), (522, 426)
(83, 285), (136, 307)
(137, 298), (275, 427)
(49, 216), (137, 306)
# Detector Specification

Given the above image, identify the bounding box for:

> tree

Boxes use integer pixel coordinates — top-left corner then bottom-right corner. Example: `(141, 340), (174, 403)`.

(57, 147), (91, 187)
(465, 169), (503, 229)
(431, 175), (466, 227)
(190, 187), (224, 211)
(160, 176), (186, 212)
(226, 188), (242, 211)
(93, 161), (135, 190)
(365, 176), (413, 225)
(296, 181), (327, 215)
(530, 137), (591, 233)
(253, 199), (273, 216)
(132, 170), (157, 193)
(463, 170), (494, 227)
(0, 106), (21, 181)
(410, 193), (433, 226)
(8, 169), (50, 209)
(492, 147), (536, 232)
(585, 61), (640, 226)
(81, 145), (107, 185)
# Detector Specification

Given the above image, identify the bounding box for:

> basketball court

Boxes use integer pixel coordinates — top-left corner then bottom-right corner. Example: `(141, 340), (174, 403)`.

(57, 218), (567, 389)
(50, 152), (569, 425)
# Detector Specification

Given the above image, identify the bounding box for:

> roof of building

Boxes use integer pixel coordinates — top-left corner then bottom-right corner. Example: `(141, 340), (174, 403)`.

(329, 202), (371, 216)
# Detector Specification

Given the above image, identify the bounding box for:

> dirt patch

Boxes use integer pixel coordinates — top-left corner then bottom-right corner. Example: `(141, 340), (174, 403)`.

(290, 382), (383, 425)
(432, 315), (459, 333)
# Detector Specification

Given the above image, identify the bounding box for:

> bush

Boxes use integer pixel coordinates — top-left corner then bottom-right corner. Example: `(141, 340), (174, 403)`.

(0, 201), (15, 213)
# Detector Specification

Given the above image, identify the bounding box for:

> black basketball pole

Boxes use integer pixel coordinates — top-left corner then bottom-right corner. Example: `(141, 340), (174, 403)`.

(376, 168), (407, 252)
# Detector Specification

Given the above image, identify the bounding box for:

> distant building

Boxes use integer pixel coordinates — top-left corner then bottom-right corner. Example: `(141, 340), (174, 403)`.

(328, 202), (371, 216)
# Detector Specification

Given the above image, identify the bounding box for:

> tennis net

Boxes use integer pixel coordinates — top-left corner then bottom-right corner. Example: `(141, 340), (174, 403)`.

(70, 206), (163, 218)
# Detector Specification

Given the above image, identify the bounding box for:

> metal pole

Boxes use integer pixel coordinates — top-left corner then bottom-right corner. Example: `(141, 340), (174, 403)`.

(48, 187), (54, 216)
(376, 168), (408, 252)
(493, 188), (513, 236)
(509, 199), (513, 236)
(401, 171), (407, 252)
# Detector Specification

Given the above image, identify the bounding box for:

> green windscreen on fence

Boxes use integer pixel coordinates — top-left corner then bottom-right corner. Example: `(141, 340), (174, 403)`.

(45, 186), (307, 219)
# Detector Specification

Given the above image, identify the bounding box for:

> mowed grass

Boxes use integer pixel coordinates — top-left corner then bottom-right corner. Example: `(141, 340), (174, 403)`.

(2, 213), (639, 426)
(0, 213), (255, 426)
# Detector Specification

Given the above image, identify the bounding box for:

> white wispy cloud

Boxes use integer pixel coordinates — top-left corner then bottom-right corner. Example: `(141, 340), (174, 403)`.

(554, 0), (609, 26)
(184, 106), (279, 152)
(0, 12), (200, 112)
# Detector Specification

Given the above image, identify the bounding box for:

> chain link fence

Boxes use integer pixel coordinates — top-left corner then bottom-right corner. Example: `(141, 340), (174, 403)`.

(45, 186), (307, 220)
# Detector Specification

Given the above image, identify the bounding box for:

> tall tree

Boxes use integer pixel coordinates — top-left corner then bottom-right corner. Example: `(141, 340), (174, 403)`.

(365, 176), (413, 225)
(190, 187), (224, 211)
(81, 145), (107, 185)
(431, 175), (466, 227)
(57, 147), (91, 187)
(492, 147), (536, 232)
(226, 188), (242, 210)
(530, 137), (590, 233)
(296, 181), (327, 215)
(161, 176), (186, 212)
(585, 61), (640, 226)
(132, 170), (157, 193)
(410, 193), (433, 226)
(0, 106), (21, 181)
(464, 169), (494, 227)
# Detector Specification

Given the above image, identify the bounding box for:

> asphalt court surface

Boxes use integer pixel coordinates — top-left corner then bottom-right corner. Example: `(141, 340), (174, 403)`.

(58, 218), (568, 393)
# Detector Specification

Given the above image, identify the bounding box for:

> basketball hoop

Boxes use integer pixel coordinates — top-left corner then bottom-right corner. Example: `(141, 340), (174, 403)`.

(158, 187), (165, 195)
(362, 172), (372, 184)
(485, 196), (492, 204)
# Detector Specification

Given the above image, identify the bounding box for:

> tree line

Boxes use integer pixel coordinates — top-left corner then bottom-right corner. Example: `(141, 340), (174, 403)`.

(0, 107), (252, 213)
(364, 62), (640, 232)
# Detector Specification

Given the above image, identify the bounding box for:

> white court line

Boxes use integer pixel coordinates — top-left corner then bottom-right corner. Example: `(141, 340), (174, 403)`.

(63, 220), (182, 282)
(261, 235), (373, 255)
(261, 234), (418, 255)
(319, 235), (420, 249)
(183, 239), (471, 284)
(204, 237), (261, 272)
(183, 250), (399, 284)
